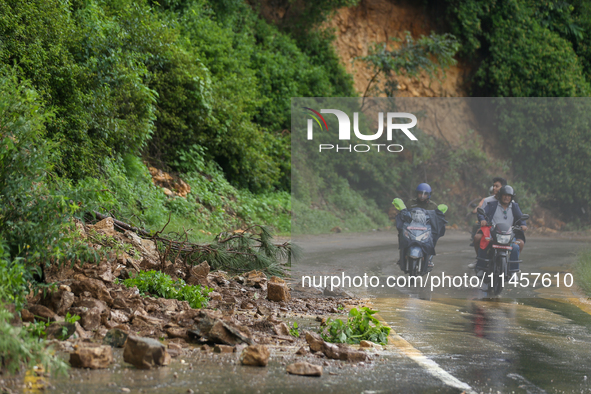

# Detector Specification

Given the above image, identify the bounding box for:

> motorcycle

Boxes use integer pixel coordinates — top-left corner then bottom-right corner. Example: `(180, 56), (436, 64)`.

(400, 208), (433, 276)
(393, 198), (447, 277)
(475, 207), (529, 295)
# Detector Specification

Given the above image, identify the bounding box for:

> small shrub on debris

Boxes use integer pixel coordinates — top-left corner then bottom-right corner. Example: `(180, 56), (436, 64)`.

(0, 307), (68, 375)
(118, 270), (212, 309)
(320, 307), (390, 345)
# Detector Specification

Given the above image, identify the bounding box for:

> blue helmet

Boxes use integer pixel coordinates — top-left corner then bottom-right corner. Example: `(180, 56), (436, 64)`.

(416, 183), (431, 199)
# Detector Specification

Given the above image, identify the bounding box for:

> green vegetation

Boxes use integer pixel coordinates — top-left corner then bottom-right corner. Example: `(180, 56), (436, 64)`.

(119, 270), (212, 308)
(320, 307), (391, 345)
(289, 322), (300, 338)
(444, 0), (591, 219)
(0, 308), (69, 375)
(360, 32), (459, 97)
(574, 248), (591, 295)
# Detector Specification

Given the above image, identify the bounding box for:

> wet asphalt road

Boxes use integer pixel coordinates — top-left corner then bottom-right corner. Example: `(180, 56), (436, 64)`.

(293, 230), (591, 393)
(39, 230), (591, 393)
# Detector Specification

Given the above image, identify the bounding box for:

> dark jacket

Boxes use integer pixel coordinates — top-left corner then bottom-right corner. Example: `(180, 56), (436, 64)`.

(477, 200), (526, 227)
(406, 198), (438, 210)
(396, 207), (447, 255)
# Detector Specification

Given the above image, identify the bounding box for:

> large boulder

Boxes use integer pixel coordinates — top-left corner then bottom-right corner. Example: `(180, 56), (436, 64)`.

(240, 345), (270, 367)
(123, 336), (171, 369)
(267, 276), (290, 302)
(70, 345), (113, 369)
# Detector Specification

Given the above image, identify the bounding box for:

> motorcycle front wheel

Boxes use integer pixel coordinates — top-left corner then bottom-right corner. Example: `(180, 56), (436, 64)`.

(491, 255), (506, 296)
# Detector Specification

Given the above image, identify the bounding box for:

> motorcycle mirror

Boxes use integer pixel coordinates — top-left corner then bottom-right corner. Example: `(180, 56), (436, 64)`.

(437, 204), (448, 214)
(520, 214), (529, 221)
(476, 207), (485, 215)
(392, 198), (406, 211)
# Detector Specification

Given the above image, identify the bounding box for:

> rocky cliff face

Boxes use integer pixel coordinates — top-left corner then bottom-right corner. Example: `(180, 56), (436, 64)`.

(324, 0), (487, 147)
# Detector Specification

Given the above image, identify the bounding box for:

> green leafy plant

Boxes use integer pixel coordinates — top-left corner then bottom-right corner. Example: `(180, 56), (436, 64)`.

(65, 312), (80, 324)
(119, 270), (211, 309)
(289, 322), (300, 338)
(320, 307), (390, 345)
(26, 320), (50, 339)
(0, 307), (68, 375)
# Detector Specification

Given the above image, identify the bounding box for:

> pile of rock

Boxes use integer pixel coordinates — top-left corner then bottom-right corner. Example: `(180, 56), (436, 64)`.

(17, 216), (361, 373)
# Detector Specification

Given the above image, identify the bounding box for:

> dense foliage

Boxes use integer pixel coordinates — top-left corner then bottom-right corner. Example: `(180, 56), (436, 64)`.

(0, 0), (354, 192)
(442, 0), (591, 220)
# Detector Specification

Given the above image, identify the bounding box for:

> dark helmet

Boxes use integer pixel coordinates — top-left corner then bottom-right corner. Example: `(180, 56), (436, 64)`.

(499, 185), (515, 201)
(416, 183), (431, 199)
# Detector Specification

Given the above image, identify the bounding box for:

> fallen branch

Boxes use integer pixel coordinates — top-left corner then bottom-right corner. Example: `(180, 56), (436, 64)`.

(91, 211), (297, 275)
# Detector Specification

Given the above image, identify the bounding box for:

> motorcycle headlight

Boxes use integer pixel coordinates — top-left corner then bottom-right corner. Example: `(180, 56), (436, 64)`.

(416, 231), (430, 242)
(496, 233), (512, 244)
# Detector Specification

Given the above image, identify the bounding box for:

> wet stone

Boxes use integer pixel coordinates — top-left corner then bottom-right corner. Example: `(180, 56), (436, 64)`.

(167, 343), (183, 358)
(213, 344), (235, 354)
(240, 345), (270, 367)
(267, 276), (291, 302)
(123, 335), (171, 369)
(360, 340), (376, 348)
(70, 345), (113, 369)
(286, 362), (323, 377)
(295, 347), (310, 356)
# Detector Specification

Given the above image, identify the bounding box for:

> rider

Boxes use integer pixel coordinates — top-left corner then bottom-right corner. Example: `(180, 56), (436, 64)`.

(475, 185), (528, 272)
(398, 183), (441, 270)
(407, 183), (438, 210)
(469, 185), (494, 246)
(472, 177), (507, 257)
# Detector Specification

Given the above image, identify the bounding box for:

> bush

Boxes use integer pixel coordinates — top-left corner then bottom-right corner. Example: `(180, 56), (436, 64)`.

(0, 307), (69, 375)
(320, 307), (391, 345)
(119, 270), (211, 309)
(445, 0), (590, 97)
(0, 69), (68, 267)
(0, 242), (28, 311)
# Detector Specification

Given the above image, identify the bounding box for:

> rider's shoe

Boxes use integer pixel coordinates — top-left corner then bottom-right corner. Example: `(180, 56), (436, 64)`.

(468, 261), (477, 269)
(427, 256), (434, 272)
